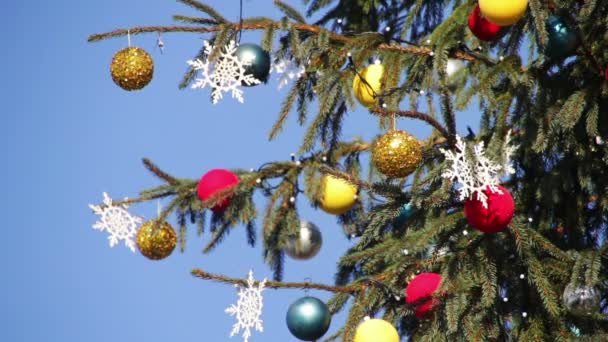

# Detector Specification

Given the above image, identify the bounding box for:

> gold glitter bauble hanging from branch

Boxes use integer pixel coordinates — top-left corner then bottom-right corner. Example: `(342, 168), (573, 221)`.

(110, 47), (154, 91)
(372, 130), (422, 178)
(136, 220), (177, 260)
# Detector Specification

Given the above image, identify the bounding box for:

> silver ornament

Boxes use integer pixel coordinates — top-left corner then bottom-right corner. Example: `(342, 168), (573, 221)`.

(285, 221), (322, 260)
(432, 58), (466, 92)
(562, 283), (600, 316)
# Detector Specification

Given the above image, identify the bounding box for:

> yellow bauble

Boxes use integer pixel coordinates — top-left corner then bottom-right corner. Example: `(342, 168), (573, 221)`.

(320, 175), (358, 215)
(110, 47), (154, 91)
(372, 130), (422, 178)
(136, 220), (177, 260)
(354, 319), (399, 342)
(353, 63), (384, 108)
(479, 0), (528, 26)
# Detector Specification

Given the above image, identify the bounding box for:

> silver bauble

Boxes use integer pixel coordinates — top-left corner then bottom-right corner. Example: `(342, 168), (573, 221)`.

(432, 58), (466, 92)
(562, 283), (600, 316)
(285, 221), (323, 260)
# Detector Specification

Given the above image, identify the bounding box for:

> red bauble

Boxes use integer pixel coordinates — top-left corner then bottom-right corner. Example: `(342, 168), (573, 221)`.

(605, 65), (608, 82)
(406, 272), (442, 318)
(196, 169), (239, 212)
(468, 5), (501, 41)
(464, 185), (515, 233)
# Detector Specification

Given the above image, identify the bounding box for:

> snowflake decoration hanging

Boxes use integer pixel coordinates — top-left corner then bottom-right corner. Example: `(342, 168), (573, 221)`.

(225, 270), (267, 342)
(271, 58), (305, 90)
(89, 192), (142, 252)
(188, 40), (260, 104)
(440, 131), (517, 208)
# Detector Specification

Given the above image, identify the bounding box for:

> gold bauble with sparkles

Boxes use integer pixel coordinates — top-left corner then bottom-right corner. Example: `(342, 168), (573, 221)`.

(110, 47), (154, 91)
(353, 63), (384, 108)
(372, 130), (422, 178)
(136, 220), (177, 260)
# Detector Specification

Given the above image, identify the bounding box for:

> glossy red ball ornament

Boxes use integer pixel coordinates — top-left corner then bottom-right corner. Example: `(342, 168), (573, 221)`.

(468, 5), (501, 41)
(464, 185), (515, 233)
(604, 65), (608, 82)
(406, 272), (442, 318)
(196, 169), (239, 212)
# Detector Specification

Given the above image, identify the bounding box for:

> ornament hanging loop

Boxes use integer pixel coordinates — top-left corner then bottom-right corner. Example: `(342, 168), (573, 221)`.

(304, 277), (312, 295)
(127, 29), (131, 47)
(237, 0), (244, 43)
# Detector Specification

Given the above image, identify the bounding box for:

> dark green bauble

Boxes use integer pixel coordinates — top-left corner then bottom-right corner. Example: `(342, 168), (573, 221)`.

(545, 16), (578, 60)
(286, 296), (331, 341)
(235, 43), (271, 86)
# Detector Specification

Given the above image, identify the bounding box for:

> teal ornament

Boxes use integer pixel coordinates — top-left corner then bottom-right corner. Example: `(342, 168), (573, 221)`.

(286, 296), (331, 341)
(395, 202), (414, 227)
(545, 16), (578, 60)
(235, 43), (271, 86)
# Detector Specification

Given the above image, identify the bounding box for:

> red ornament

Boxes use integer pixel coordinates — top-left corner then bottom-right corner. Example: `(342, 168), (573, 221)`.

(406, 272), (442, 318)
(464, 185), (515, 233)
(604, 65), (608, 82)
(468, 5), (501, 42)
(196, 169), (239, 212)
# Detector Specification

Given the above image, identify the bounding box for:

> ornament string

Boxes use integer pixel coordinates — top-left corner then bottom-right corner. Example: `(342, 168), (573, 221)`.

(303, 277), (312, 295)
(157, 32), (165, 54)
(127, 29), (131, 47)
(238, 0), (244, 43)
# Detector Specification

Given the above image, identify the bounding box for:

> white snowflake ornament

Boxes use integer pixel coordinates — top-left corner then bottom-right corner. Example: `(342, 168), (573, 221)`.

(225, 270), (267, 342)
(440, 132), (517, 208)
(271, 58), (305, 89)
(188, 40), (260, 104)
(89, 192), (142, 252)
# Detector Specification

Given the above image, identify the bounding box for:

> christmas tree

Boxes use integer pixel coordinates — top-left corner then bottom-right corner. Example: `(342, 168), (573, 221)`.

(88, 0), (608, 340)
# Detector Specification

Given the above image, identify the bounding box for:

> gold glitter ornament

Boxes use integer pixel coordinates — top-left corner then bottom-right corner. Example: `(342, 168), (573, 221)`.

(110, 47), (154, 91)
(372, 130), (422, 178)
(136, 220), (177, 260)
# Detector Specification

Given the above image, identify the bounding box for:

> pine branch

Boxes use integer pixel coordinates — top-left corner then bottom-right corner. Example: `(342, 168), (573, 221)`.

(142, 158), (179, 185)
(191, 268), (358, 293)
(176, 0), (228, 23)
(87, 23), (488, 64)
(370, 108), (452, 144)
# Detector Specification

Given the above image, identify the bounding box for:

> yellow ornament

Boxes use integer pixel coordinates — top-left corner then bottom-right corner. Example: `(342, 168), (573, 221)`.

(320, 175), (358, 215)
(110, 47), (154, 91)
(479, 0), (528, 26)
(353, 63), (384, 108)
(354, 319), (399, 342)
(372, 130), (422, 178)
(136, 220), (177, 260)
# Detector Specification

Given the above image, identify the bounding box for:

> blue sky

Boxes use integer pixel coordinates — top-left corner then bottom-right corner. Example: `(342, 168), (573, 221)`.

(2, 1), (479, 341)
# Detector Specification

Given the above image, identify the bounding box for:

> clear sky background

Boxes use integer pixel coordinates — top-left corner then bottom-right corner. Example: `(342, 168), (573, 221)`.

(1, 1), (479, 341)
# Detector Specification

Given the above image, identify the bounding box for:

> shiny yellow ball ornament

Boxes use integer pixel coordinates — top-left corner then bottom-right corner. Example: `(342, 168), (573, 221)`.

(479, 0), (528, 26)
(110, 47), (154, 91)
(353, 63), (384, 108)
(354, 319), (399, 342)
(136, 220), (177, 260)
(372, 130), (422, 178)
(320, 175), (358, 215)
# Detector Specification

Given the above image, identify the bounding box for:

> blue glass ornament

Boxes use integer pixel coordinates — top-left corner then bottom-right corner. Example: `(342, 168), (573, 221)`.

(395, 202), (414, 227)
(286, 296), (331, 341)
(235, 43), (271, 86)
(545, 16), (578, 60)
